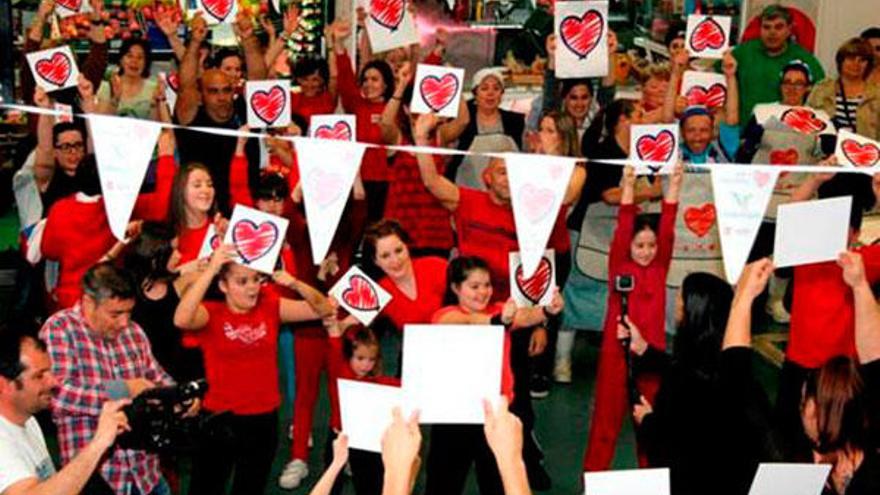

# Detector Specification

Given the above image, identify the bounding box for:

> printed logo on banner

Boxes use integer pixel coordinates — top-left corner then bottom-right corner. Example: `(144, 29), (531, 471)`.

(329, 266), (392, 326)
(559, 10), (605, 59)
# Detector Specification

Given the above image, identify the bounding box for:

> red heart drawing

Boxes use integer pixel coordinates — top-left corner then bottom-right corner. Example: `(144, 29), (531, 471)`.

(210, 235), (221, 251)
(307, 169), (344, 207)
(781, 108), (827, 135)
(56, 0), (82, 12)
(559, 10), (604, 59)
(250, 85), (287, 125)
(419, 74), (459, 112)
(370, 0), (405, 31)
(166, 72), (180, 92)
(770, 148), (799, 165)
(842, 139), (880, 167)
(34, 52), (73, 88)
(520, 184), (556, 223)
(684, 203), (716, 238)
(342, 274), (380, 312)
(515, 257), (552, 304)
(232, 220), (279, 264)
(635, 130), (676, 163)
(315, 121), (353, 141)
(689, 18), (726, 52)
(200, 0), (234, 22)
(685, 84), (727, 109)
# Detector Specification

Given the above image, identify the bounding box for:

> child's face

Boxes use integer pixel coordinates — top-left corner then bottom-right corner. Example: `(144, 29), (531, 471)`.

(255, 197), (284, 217)
(682, 115), (713, 155)
(350, 344), (379, 378)
(220, 264), (263, 312)
(630, 228), (658, 267)
(453, 269), (493, 313)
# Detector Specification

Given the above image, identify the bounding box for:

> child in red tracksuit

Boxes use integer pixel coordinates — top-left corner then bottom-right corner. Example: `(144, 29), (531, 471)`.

(583, 163), (682, 472)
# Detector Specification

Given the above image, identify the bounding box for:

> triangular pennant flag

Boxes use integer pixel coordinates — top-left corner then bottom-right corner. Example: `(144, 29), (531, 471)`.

(90, 115), (162, 241)
(505, 153), (575, 278)
(711, 167), (779, 284)
(295, 137), (366, 264)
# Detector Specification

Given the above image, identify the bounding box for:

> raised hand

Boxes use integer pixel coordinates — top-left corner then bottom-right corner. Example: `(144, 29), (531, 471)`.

(838, 251), (867, 289)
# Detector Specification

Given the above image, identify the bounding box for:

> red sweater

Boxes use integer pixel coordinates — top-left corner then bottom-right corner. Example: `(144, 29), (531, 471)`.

(603, 202), (678, 350)
(177, 222), (211, 266)
(290, 91), (337, 125)
(42, 155), (175, 308)
(336, 52), (390, 182)
(379, 257), (448, 331)
(789, 245), (880, 368)
(327, 335), (400, 431)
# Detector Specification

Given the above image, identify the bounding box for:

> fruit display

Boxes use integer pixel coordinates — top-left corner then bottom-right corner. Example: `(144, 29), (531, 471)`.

(57, 1), (182, 41)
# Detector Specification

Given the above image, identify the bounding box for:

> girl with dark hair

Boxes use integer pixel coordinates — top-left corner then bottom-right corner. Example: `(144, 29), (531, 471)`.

(168, 162), (224, 267)
(582, 163), (682, 473)
(96, 38), (158, 119)
(290, 56), (337, 124)
(425, 256), (563, 495)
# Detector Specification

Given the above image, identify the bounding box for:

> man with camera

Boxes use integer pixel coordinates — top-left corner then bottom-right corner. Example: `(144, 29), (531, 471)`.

(39, 263), (174, 495)
(0, 327), (130, 495)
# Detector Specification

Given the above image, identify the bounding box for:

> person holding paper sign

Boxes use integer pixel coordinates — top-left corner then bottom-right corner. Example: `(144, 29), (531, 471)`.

(173, 244), (333, 495)
(168, 162), (227, 268)
(582, 163), (681, 473)
(425, 256), (564, 494)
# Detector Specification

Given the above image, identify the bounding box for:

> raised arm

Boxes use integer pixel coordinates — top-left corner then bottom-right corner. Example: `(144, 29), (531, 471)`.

(721, 50), (740, 127)
(839, 251), (880, 363)
(235, 10), (268, 81)
(174, 244), (230, 329)
(272, 271), (334, 322)
(562, 163), (587, 206)
(413, 114), (460, 210)
(381, 408), (422, 495)
(380, 62), (413, 145)
(723, 258), (773, 350)
(33, 88), (55, 171)
(600, 30), (618, 90)
(175, 15), (209, 125)
(483, 397), (531, 495)
(662, 49), (688, 124)
(155, 6), (186, 61)
(436, 98), (471, 147)
(307, 434), (350, 495)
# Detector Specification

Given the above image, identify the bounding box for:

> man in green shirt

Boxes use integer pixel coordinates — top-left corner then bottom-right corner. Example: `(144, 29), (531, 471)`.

(732, 5), (826, 124)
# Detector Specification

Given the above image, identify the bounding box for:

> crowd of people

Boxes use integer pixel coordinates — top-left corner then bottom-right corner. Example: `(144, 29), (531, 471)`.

(2, 0), (880, 494)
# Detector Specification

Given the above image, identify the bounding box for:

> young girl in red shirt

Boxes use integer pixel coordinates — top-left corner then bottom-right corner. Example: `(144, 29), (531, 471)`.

(583, 162), (682, 472)
(173, 244), (333, 495)
(168, 162), (225, 267)
(425, 256), (563, 495)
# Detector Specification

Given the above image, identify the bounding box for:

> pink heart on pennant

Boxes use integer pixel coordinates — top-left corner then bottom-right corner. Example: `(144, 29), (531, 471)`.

(635, 130), (675, 163)
(35, 52), (73, 88)
(520, 184), (556, 223)
(419, 74), (459, 112)
(842, 140), (880, 167)
(370, 0), (405, 31)
(250, 85), (287, 125)
(685, 83), (727, 109)
(689, 18), (726, 52)
(201, 0), (234, 22)
(559, 10), (605, 59)
(781, 108), (827, 135)
(515, 257), (552, 304)
(314, 121), (353, 141)
(684, 203), (716, 238)
(307, 169), (345, 207)
(56, 0), (82, 12)
(342, 274), (380, 312)
(232, 220), (279, 264)
(754, 171), (772, 188)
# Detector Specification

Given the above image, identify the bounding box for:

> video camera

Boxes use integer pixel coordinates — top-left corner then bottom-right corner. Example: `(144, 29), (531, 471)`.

(117, 379), (210, 454)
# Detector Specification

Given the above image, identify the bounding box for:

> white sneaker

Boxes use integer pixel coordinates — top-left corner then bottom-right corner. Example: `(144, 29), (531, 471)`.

(554, 359), (572, 383)
(278, 459), (309, 489)
(765, 300), (790, 324)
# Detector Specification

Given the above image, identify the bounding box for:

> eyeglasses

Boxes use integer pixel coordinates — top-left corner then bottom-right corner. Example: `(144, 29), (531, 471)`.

(781, 81), (809, 88)
(55, 142), (85, 152)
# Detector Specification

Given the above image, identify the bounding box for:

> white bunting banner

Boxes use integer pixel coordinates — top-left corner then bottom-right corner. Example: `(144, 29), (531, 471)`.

(505, 153), (575, 278)
(90, 115), (162, 241)
(222, 205), (290, 274)
(27, 46), (80, 92)
(411, 64), (465, 118)
(363, 0), (419, 53)
(554, 1), (609, 79)
(711, 167), (779, 284)
(296, 137), (366, 264)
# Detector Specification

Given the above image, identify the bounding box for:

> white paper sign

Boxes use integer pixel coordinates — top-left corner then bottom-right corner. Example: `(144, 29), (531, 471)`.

(339, 380), (402, 453)
(584, 468), (670, 495)
(55, 0), (91, 18)
(712, 167), (779, 284)
(222, 205), (290, 274)
(774, 196), (851, 268)
(402, 324), (503, 424)
(554, 1), (609, 79)
(158, 72), (179, 115)
(685, 15), (732, 59)
(363, 0), (419, 53)
(54, 103), (73, 124)
(748, 463), (831, 495)
(27, 46), (80, 92)
(245, 80), (291, 129)
(193, 0), (238, 25)
(835, 129), (880, 174)
(90, 115), (162, 241)
(681, 71), (727, 109)
(309, 114), (357, 141)
(198, 224), (219, 259)
(753, 104), (833, 135)
(505, 153), (575, 278)
(329, 266), (392, 326)
(410, 64), (465, 118)
(295, 137), (366, 264)
(630, 124), (680, 174)
(509, 250), (556, 307)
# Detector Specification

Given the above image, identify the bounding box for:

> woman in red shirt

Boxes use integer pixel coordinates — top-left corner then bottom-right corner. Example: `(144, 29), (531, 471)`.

(168, 162), (225, 267)
(290, 57), (338, 125)
(425, 256), (563, 495)
(583, 163), (682, 473)
(174, 244), (332, 495)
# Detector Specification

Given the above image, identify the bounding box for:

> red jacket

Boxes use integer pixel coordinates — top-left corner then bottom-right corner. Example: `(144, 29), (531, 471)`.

(327, 335), (400, 431)
(336, 51), (390, 182)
